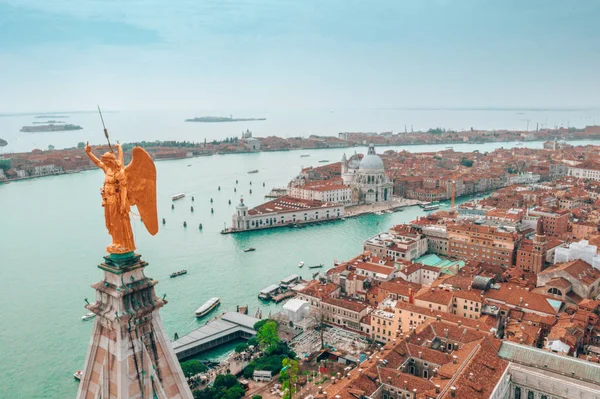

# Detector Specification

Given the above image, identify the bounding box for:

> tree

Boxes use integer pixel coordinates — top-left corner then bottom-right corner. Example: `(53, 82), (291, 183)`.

(253, 319), (275, 331)
(309, 307), (328, 350)
(252, 395), (262, 399)
(180, 359), (208, 378)
(220, 385), (245, 399)
(194, 387), (216, 399)
(77, 142), (85, 149)
(280, 358), (299, 399)
(256, 320), (279, 350)
(48, 144), (55, 151)
(213, 374), (239, 390)
(460, 158), (473, 167)
(235, 343), (249, 353)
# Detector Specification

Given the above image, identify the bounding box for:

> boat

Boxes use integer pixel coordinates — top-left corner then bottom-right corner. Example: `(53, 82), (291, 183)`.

(298, 261), (305, 268)
(195, 297), (221, 318)
(374, 211), (384, 215)
(423, 204), (440, 211)
(172, 193), (185, 201)
(81, 313), (95, 321)
(248, 170), (259, 174)
(312, 271), (320, 279)
(308, 263), (324, 269)
(170, 270), (187, 278)
(74, 370), (83, 381)
(300, 154), (310, 157)
(244, 247), (256, 252)
(446, 146), (453, 150)
(318, 160), (329, 163)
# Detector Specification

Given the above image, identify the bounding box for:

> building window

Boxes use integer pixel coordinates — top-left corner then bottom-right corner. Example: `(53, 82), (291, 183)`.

(514, 387), (521, 399)
(527, 391), (534, 399)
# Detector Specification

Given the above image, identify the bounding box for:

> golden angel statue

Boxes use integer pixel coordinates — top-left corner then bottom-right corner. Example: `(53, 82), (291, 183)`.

(85, 142), (158, 254)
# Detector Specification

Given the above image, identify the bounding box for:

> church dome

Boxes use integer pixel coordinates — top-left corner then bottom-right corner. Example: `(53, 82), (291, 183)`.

(359, 144), (384, 170)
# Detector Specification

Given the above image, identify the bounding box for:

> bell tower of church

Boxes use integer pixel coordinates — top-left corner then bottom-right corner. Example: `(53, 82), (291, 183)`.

(76, 253), (193, 399)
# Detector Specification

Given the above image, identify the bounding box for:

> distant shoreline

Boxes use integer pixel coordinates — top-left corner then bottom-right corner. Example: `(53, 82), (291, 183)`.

(185, 116), (266, 123)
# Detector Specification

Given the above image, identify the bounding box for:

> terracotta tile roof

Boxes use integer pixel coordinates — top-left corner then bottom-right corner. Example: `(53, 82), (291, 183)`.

(541, 259), (600, 286)
(453, 289), (484, 302)
(377, 367), (436, 394)
(377, 279), (421, 297)
(439, 338), (508, 399)
(247, 195), (339, 216)
(355, 261), (395, 276)
(322, 297), (368, 313)
(546, 277), (572, 289)
(484, 283), (560, 315)
(415, 287), (454, 306)
(298, 280), (339, 300)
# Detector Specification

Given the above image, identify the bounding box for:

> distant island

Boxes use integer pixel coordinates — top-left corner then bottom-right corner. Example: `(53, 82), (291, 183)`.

(20, 124), (83, 133)
(32, 120), (65, 124)
(0, 138), (7, 146)
(34, 115), (69, 119)
(185, 115), (266, 123)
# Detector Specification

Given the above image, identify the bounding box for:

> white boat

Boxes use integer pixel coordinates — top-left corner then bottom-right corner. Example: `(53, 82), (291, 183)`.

(298, 261), (305, 268)
(81, 312), (95, 321)
(74, 370), (83, 381)
(195, 297), (221, 318)
(423, 204), (440, 211)
(172, 193), (185, 201)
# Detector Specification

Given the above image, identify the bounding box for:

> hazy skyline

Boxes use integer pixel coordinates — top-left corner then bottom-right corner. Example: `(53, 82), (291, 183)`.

(1, 0), (599, 113)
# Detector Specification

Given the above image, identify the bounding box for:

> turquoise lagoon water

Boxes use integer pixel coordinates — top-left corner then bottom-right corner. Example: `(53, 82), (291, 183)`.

(1, 139), (599, 398)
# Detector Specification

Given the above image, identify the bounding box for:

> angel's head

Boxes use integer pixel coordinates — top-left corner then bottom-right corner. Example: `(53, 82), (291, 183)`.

(101, 152), (118, 169)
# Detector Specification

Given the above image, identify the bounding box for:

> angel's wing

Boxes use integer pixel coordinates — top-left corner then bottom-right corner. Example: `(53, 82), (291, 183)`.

(125, 147), (158, 235)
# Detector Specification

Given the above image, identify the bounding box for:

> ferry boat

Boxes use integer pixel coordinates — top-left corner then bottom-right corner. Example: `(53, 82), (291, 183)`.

(170, 270), (187, 278)
(308, 263), (324, 269)
(195, 297), (221, 318)
(247, 169), (259, 174)
(300, 154), (310, 157)
(172, 193), (185, 201)
(74, 370), (83, 381)
(81, 312), (95, 321)
(298, 261), (305, 268)
(318, 160), (329, 163)
(423, 204), (440, 211)
(244, 247), (256, 252)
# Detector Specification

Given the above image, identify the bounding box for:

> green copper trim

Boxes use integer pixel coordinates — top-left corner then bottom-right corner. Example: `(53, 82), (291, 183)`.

(109, 252), (135, 261)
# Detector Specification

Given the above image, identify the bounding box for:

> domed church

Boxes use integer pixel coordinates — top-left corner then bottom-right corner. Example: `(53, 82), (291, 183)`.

(341, 143), (393, 204)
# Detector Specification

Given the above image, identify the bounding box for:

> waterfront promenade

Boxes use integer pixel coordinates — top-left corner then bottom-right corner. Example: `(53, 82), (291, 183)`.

(344, 197), (423, 217)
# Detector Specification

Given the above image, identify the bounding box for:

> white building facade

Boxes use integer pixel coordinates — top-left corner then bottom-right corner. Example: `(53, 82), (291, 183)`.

(231, 196), (344, 231)
(341, 144), (393, 204)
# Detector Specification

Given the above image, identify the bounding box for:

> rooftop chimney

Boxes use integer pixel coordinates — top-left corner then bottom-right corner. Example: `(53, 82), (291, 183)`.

(418, 351), (423, 359)
(452, 355), (458, 364)
(450, 387), (457, 397)
(444, 328), (449, 338)
(435, 384), (441, 393)
(404, 381), (408, 390)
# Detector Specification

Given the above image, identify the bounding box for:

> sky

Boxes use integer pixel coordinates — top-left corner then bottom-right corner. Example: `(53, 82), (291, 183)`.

(0, 0), (599, 112)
